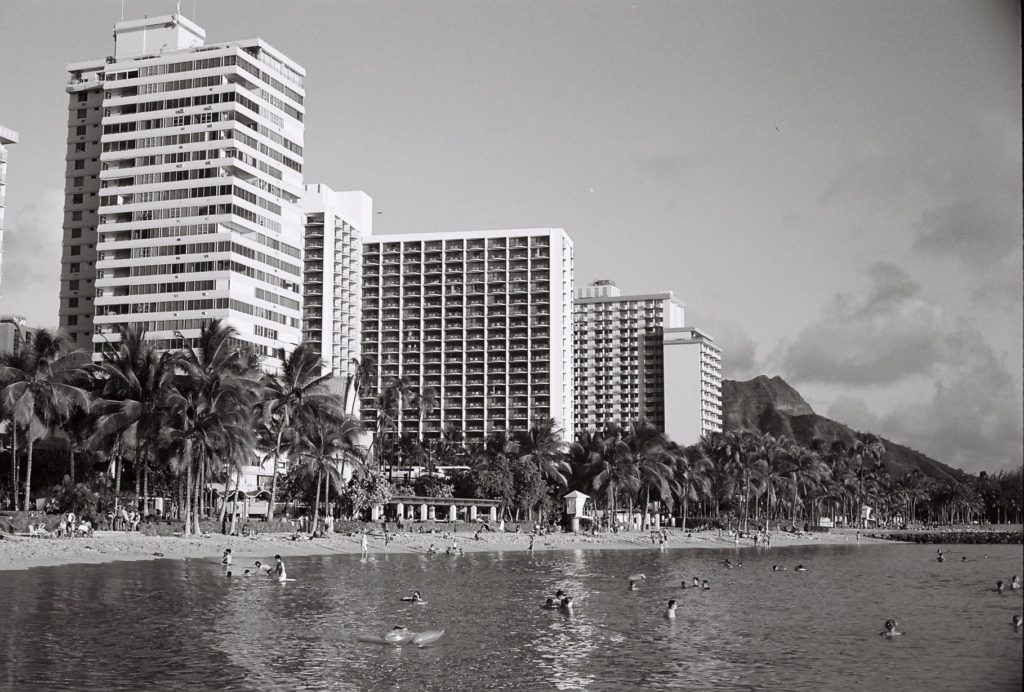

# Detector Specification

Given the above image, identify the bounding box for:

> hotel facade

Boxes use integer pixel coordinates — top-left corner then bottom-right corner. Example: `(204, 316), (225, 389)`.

(573, 280), (722, 446)
(0, 126), (17, 295)
(61, 14), (306, 364)
(301, 184), (373, 410)
(360, 229), (574, 443)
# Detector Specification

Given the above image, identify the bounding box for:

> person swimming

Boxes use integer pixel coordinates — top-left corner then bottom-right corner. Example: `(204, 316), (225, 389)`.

(222, 548), (232, 566)
(997, 580), (1005, 593)
(401, 590), (424, 603)
(426, 543), (437, 555)
(384, 626), (413, 644)
(795, 564), (808, 572)
(880, 619), (902, 638)
(681, 581), (687, 589)
(542, 597), (558, 609)
(936, 554), (945, 563)
(273, 555), (287, 581)
(1011, 576), (1021, 590)
(559, 596), (574, 613)
(254, 560), (272, 576)
(665, 599), (677, 619)
(701, 580), (710, 590)
(225, 570), (232, 577)
(628, 574), (646, 591)
(1013, 615), (1022, 630)
(692, 577), (700, 587)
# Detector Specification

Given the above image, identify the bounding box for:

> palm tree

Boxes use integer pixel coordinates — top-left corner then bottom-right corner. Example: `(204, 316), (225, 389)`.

(788, 442), (827, 526)
(674, 442), (712, 530)
(0, 329), (90, 511)
(294, 410), (365, 533)
(848, 435), (885, 528)
(412, 385), (438, 440)
(712, 430), (757, 532)
(344, 355), (377, 417)
(614, 422), (677, 530)
(516, 417), (570, 486)
(260, 342), (341, 521)
(89, 325), (179, 512)
(586, 435), (640, 531)
(373, 376), (412, 475)
(567, 428), (609, 494)
(164, 320), (261, 535)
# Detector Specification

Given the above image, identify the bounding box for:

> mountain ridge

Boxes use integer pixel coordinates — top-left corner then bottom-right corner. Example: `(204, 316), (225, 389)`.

(722, 375), (966, 482)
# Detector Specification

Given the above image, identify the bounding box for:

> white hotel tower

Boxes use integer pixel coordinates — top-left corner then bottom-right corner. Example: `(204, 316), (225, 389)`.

(61, 15), (306, 362)
(301, 184), (373, 411)
(361, 229), (574, 443)
(0, 125), (17, 295)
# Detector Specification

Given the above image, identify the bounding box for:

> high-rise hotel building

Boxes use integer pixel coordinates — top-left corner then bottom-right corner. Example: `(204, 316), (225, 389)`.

(61, 14), (306, 363)
(301, 184), (373, 410)
(0, 125), (18, 295)
(663, 326), (723, 445)
(573, 280), (722, 445)
(361, 229), (574, 442)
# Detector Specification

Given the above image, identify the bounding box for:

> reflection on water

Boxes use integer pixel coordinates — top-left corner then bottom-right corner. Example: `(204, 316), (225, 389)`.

(1, 544), (1022, 690)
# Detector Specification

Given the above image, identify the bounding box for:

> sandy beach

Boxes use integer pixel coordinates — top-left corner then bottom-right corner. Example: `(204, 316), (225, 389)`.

(0, 526), (888, 572)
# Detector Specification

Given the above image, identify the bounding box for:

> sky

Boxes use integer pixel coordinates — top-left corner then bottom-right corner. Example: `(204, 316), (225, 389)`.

(0, 0), (1020, 474)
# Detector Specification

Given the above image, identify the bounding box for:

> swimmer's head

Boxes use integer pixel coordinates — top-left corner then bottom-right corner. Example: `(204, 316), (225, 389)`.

(555, 590), (565, 598)
(226, 571), (232, 577)
(1013, 615), (1022, 627)
(1013, 576), (1020, 583)
(884, 619), (897, 632)
(997, 581), (1005, 590)
(668, 599), (677, 608)
(224, 548), (231, 554)
(545, 598), (554, 606)
(274, 555), (282, 561)
(561, 597), (573, 606)
(254, 561), (262, 567)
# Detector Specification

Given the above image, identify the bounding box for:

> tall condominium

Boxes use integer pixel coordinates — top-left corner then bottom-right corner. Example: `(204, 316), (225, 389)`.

(0, 126), (17, 295)
(300, 184), (373, 411)
(663, 327), (723, 445)
(62, 14), (306, 363)
(573, 280), (685, 433)
(361, 229), (574, 442)
(573, 280), (722, 445)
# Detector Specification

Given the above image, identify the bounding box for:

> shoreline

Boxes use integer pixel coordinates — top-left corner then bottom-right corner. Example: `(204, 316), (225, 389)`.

(0, 527), (899, 572)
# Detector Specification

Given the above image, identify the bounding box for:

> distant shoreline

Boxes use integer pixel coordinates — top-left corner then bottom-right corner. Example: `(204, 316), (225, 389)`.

(0, 527), (909, 572)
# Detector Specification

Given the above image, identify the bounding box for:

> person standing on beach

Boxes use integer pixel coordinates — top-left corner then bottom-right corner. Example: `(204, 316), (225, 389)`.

(529, 534), (535, 553)
(360, 531), (369, 557)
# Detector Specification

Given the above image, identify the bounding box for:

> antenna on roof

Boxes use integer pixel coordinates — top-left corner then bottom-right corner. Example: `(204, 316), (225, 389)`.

(120, 0), (124, 21)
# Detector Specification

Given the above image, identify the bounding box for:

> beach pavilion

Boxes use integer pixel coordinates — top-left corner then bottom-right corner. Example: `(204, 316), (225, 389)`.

(373, 495), (503, 523)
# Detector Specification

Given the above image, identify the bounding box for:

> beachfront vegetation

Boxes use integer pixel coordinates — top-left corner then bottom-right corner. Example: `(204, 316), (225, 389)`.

(1, 322), (1022, 532)
(0, 322), (369, 535)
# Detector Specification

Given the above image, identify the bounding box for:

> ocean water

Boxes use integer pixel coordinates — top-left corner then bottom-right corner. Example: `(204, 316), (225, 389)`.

(0, 543), (1021, 691)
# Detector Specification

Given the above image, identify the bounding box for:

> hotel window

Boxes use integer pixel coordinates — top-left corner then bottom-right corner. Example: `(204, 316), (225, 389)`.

(69, 298), (79, 308)
(69, 280), (80, 291)
(75, 126), (86, 136)
(77, 108), (87, 119)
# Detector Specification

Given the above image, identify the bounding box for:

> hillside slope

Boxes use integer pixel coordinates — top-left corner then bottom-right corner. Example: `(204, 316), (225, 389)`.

(722, 376), (966, 482)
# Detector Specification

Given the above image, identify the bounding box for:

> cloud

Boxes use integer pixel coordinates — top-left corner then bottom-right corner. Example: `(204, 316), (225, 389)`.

(0, 188), (63, 327)
(825, 345), (1023, 474)
(913, 195), (1021, 267)
(702, 319), (758, 380)
(778, 262), (950, 386)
